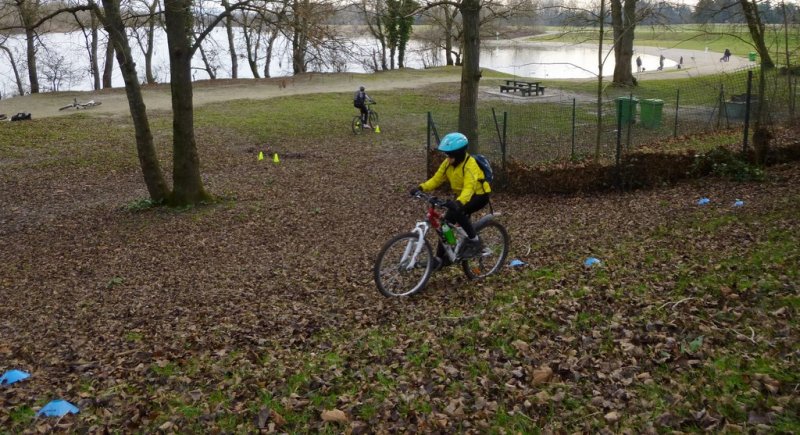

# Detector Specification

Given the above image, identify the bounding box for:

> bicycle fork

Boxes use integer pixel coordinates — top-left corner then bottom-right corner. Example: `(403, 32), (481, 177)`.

(401, 221), (429, 270)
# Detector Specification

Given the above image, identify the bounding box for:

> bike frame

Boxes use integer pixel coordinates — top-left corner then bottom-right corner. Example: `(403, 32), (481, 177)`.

(400, 221), (429, 270)
(403, 199), (495, 268)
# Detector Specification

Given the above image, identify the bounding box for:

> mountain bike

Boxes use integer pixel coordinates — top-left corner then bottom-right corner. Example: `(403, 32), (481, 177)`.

(59, 98), (102, 110)
(373, 191), (509, 297)
(352, 102), (378, 134)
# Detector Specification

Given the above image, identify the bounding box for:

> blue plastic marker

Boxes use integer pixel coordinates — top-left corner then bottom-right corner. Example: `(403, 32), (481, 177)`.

(37, 400), (80, 417)
(584, 257), (601, 267)
(733, 199), (744, 207)
(509, 259), (526, 267)
(0, 369), (30, 386)
(697, 197), (710, 205)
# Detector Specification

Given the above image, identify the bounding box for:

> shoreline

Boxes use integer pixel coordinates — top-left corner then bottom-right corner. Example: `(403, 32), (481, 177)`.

(0, 39), (755, 121)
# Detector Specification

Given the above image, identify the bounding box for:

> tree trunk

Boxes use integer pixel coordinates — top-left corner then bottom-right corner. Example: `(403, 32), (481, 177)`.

(264, 30), (279, 78)
(145, 18), (156, 84)
(595, 0), (606, 159)
(611, 0), (636, 86)
(458, 0), (481, 152)
(292, 0), (309, 74)
(102, 36), (114, 88)
(197, 42), (217, 79)
(24, 27), (39, 94)
(0, 45), (26, 95)
(16, 0), (40, 94)
(222, 0), (238, 79)
(739, 0), (775, 69)
(90, 6), (101, 90)
(101, 0), (168, 201)
(242, 16), (260, 78)
(444, 6), (456, 66)
(164, 0), (210, 205)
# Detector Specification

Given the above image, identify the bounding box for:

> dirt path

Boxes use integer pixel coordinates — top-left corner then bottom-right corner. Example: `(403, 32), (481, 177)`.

(0, 69), (463, 121)
(0, 44), (748, 120)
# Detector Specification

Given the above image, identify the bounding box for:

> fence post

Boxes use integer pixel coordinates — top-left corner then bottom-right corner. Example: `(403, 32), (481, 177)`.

(427, 112), (432, 177)
(674, 89), (680, 138)
(626, 93), (634, 151)
(743, 70), (753, 154)
(571, 98), (576, 160)
(502, 111), (508, 182)
(616, 98), (622, 173)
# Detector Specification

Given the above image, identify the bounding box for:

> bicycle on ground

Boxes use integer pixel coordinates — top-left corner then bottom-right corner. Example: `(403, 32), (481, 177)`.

(373, 191), (509, 297)
(59, 98), (102, 110)
(352, 102), (378, 134)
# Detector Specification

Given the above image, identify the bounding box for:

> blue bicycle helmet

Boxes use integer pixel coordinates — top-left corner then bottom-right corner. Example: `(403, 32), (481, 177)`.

(438, 132), (468, 152)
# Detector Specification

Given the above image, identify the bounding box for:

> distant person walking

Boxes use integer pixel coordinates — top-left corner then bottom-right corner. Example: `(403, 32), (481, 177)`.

(657, 54), (665, 71)
(721, 48), (731, 62)
(636, 56), (642, 72)
(678, 56), (683, 69)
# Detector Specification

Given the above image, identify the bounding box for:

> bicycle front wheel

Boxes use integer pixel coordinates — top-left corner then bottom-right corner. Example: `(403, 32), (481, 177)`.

(352, 116), (364, 134)
(369, 110), (379, 126)
(462, 221), (509, 279)
(374, 233), (433, 297)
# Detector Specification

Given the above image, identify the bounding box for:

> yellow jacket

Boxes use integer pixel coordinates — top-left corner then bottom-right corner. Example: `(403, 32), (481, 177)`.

(420, 154), (491, 205)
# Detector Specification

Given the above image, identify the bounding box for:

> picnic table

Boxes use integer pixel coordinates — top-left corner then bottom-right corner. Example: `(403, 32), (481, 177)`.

(499, 79), (546, 96)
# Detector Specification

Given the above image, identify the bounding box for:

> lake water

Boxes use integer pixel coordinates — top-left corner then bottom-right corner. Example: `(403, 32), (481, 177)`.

(0, 28), (671, 95)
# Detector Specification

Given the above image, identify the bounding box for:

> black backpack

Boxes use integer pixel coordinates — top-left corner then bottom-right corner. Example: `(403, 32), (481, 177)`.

(470, 154), (493, 184)
(353, 91), (365, 108)
(11, 112), (31, 121)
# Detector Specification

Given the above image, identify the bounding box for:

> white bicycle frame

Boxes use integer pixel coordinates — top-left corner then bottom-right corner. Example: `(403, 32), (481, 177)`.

(401, 219), (474, 270)
(402, 221), (430, 270)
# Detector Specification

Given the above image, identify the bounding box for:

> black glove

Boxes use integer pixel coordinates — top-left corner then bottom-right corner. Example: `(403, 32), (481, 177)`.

(409, 187), (421, 197)
(445, 200), (461, 211)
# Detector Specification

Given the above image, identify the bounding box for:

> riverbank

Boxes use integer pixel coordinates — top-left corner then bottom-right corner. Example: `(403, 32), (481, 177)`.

(0, 40), (751, 121)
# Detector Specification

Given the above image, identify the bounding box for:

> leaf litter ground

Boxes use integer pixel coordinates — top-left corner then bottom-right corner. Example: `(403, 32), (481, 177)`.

(1, 113), (798, 432)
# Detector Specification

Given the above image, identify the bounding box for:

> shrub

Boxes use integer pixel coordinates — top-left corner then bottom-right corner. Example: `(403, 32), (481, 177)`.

(691, 147), (765, 181)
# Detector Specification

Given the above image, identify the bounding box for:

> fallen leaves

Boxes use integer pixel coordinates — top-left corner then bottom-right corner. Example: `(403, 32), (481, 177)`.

(1, 113), (799, 433)
(321, 409), (348, 423)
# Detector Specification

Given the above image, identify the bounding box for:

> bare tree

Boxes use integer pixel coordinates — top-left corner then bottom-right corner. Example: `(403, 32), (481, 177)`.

(360, 0), (389, 70)
(127, 0), (161, 85)
(221, 0), (238, 78)
(13, 0), (42, 93)
(237, 0), (289, 78)
(71, 0), (102, 90)
(102, 34), (114, 87)
(738, 0), (775, 68)
(0, 39), (26, 95)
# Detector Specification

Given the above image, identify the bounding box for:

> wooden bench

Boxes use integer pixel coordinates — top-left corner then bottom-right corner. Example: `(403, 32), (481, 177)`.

(499, 85), (517, 93)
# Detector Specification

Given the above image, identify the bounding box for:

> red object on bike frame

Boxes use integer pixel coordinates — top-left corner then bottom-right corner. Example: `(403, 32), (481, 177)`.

(426, 205), (442, 230)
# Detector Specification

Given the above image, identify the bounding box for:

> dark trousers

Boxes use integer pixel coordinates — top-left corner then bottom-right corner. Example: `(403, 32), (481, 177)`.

(437, 193), (490, 260)
(359, 105), (368, 123)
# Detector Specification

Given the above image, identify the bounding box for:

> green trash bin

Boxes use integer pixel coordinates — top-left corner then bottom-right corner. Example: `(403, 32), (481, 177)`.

(748, 52), (757, 61)
(616, 96), (638, 125)
(639, 99), (664, 129)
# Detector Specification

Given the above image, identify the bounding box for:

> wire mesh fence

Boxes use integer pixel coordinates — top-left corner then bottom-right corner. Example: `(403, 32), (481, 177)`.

(427, 67), (799, 179)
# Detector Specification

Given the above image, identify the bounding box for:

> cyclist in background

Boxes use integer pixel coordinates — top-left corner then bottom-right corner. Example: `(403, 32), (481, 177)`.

(353, 86), (375, 128)
(409, 132), (491, 270)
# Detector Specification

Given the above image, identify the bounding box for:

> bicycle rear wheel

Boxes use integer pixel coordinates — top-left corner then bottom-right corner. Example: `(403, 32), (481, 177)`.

(462, 220), (509, 279)
(374, 233), (433, 297)
(368, 110), (379, 126)
(352, 116), (364, 134)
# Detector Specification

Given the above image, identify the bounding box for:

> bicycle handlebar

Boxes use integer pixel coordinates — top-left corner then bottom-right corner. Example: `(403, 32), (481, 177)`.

(411, 191), (449, 209)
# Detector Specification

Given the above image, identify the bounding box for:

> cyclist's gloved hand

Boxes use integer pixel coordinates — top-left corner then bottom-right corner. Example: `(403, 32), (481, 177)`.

(409, 187), (421, 197)
(445, 200), (462, 211)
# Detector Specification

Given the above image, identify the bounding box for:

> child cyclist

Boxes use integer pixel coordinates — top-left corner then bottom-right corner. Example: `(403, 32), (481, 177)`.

(409, 132), (491, 270)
